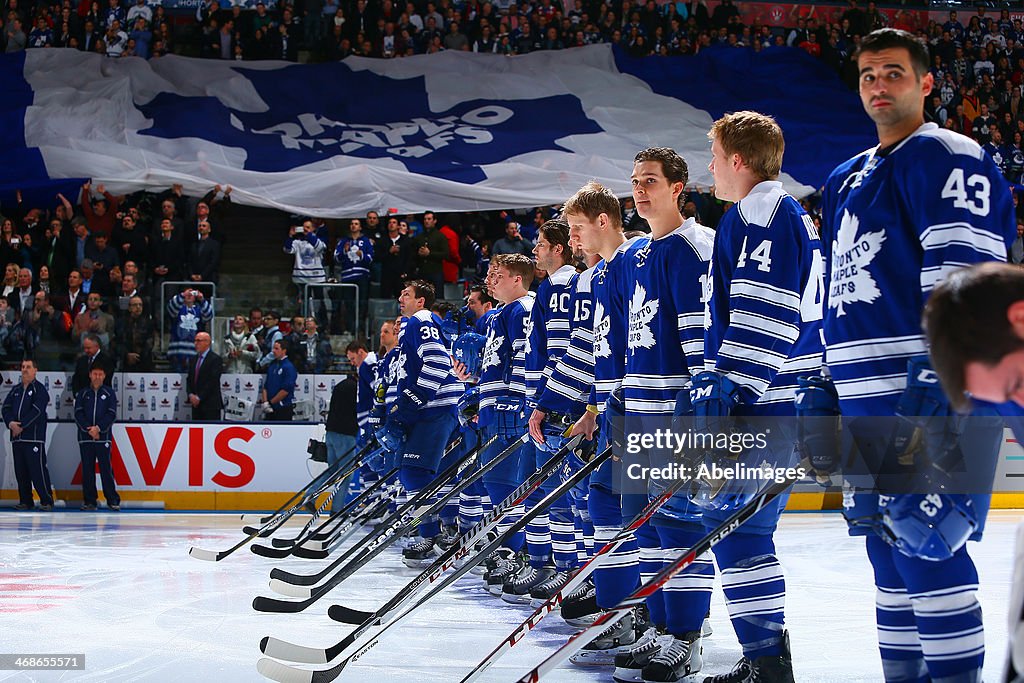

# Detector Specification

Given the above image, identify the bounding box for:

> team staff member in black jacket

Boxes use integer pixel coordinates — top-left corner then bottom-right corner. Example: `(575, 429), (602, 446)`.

(325, 373), (358, 512)
(2, 359), (53, 511)
(75, 366), (119, 511)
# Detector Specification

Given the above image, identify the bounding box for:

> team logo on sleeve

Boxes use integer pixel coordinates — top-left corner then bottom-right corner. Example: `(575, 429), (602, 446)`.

(593, 301), (611, 359)
(829, 210), (886, 317)
(628, 283), (659, 353)
(523, 318), (534, 357)
(481, 334), (504, 371)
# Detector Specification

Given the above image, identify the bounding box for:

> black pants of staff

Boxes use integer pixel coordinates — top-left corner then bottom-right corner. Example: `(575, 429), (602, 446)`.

(267, 406), (294, 421)
(79, 440), (120, 507)
(13, 441), (53, 507)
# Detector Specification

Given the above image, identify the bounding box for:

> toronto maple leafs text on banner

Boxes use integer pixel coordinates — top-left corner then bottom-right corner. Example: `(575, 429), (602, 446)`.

(0, 46), (875, 216)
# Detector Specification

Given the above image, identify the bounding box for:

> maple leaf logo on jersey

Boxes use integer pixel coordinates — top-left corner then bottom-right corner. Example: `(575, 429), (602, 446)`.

(828, 210), (886, 317)
(628, 283), (659, 353)
(522, 318), (534, 357)
(481, 334), (504, 371)
(593, 301), (611, 359)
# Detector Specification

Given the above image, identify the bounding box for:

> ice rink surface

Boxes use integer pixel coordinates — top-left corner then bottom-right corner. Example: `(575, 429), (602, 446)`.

(0, 510), (1018, 683)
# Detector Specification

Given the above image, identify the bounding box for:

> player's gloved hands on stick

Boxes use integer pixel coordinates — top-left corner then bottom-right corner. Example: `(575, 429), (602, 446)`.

(689, 371), (741, 435)
(375, 419), (407, 453)
(603, 386), (627, 454)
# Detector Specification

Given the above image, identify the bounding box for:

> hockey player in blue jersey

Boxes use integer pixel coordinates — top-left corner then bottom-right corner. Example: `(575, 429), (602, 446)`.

(529, 234), (602, 608)
(375, 281), (464, 550)
(605, 147), (716, 682)
(501, 219), (580, 604)
(819, 29), (1014, 683)
(557, 181), (647, 652)
(698, 111), (826, 683)
(472, 253), (536, 595)
(467, 285), (498, 335)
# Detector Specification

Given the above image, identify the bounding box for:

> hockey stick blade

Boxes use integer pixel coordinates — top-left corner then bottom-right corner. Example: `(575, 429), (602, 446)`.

(187, 546), (223, 562)
(326, 605), (373, 625)
(257, 656), (316, 683)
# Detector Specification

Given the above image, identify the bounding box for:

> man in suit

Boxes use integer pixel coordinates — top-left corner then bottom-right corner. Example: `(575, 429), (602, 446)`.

(58, 269), (88, 322)
(188, 220), (221, 287)
(6, 268), (37, 319)
(186, 331), (223, 421)
(72, 333), (115, 395)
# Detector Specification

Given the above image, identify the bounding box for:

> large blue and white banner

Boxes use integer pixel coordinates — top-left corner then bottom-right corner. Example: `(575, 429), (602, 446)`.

(0, 45), (875, 215)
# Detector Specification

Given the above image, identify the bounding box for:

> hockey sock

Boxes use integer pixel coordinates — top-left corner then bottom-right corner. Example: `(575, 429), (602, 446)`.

(438, 481), (458, 527)
(656, 524), (714, 636)
(458, 478), (488, 532)
(625, 491), (665, 628)
(525, 510), (553, 568)
(714, 531), (786, 660)
(866, 534), (929, 682)
(400, 466), (440, 538)
(589, 486), (638, 610)
(890, 536), (984, 682)
(483, 481), (524, 552)
(549, 506), (578, 571)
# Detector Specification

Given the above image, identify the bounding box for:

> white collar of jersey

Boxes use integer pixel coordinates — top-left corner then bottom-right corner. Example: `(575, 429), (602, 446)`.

(654, 217), (699, 241)
(412, 309), (434, 323)
(365, 351), (378, 364)
(550, 264), (577, 283)
(515, 293), (534, 305)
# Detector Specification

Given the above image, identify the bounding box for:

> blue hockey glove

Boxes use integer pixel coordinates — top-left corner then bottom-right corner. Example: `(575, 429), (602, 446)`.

(880, 493), (978, 562)
(492, 395), (526, 439)
(390, 387), (429, 427)
(457, 386), (481, 431)
(363, 445), (389, 475)
(356, 425), (373, 449)
(559, 437), (596, 503)
(452, 332), (486, 381)
(795, 374), (842, 484)
(533, 411), (576, 453)
(375, 419), (407, 453)
(603, 386), (627, 453)
(895, 356), (964, 472)
(689, 371), (741, 435)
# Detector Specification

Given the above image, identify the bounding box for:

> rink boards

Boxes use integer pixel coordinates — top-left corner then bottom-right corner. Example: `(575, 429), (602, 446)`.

(1, 421), (1024, 511)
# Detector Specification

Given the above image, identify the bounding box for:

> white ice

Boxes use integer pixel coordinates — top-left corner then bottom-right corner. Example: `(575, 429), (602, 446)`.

(0, 510), (1019, 682)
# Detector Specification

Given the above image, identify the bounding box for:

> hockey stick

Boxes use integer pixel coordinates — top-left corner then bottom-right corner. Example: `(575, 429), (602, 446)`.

(289, 472), (403, 557)
(189, 445), (373, 562)
(239, 444), (357, 525)
(255, 442), (604, 679)
(513, 460), (809, 683)
(251, 457), (385, 559)
(252, 434), (477, 608)
(459, 476), (687, 683)
(266, 434), (489, 587)
(267, 433), (533, 597)
(287, 436), (481, 559)
(240, 443), (375, 536)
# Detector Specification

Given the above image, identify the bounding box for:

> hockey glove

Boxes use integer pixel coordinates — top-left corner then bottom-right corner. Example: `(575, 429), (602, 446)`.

(895, 356), (964, 473)
(559, 436), (596, 503)
(795, 374), (842, 485)
(457, 386), (481, 431)
(492, 395), (527, 439)
(603, 386), (627, 454)
(391, 387), (429, 427)
(452, 332), (486, 381)
(363, 445), (389, 475)
(689, 371), (741, 436)
(533, 411), (576, 454)
(375, 418), (407, 453)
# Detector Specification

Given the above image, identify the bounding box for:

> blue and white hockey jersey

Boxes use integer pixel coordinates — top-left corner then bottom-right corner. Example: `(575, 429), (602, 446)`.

(355, 352), (378, 429)
(704, 181), (825, 414)
(393, 310), (464, 414)
(820, 123), (1015, 416)
(525, 264), (578, 402)
(478, 294), (534, 426)
(591, 237), (646, 411)
(336, 235), (374, 282)
(624, 220), (714, 415)
(535, 265), (597, 418)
